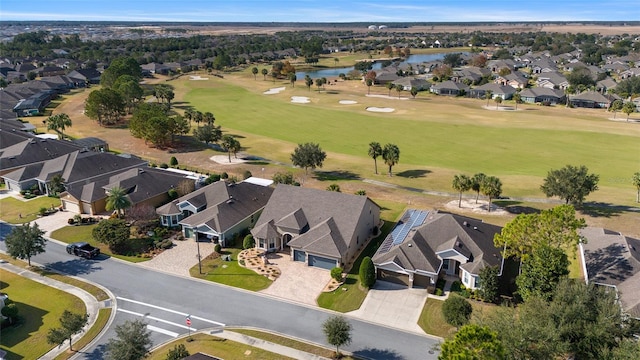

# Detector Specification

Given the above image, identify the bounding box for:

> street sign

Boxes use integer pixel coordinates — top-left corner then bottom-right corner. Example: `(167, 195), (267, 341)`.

(186, 315), (191, 326)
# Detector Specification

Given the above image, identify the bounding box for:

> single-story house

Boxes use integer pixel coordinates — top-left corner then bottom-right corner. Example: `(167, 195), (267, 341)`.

(569, 91), (613, 109)
(60, 166), (189, 215)
(157, 180), (273, 247)
(251, 184), (381, 270)
(468, 83), (516, 100)
(579, 227), (640, 318)
(391, 77), (430, 91)
(494, 72), (528, 89)
(430, 81), (470, 96)
(519, 87), (566, 105)
(372, 210), (504, 290)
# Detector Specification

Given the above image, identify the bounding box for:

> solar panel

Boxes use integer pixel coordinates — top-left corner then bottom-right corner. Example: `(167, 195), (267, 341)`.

(376, 209), (430, 254)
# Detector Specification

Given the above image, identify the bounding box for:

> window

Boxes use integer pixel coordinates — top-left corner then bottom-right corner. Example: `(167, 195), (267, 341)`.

(443, 259), (449, 270)
(474, 276), (480, 288)
(259, 239), (265, 248)
(462, 271), (469, 285)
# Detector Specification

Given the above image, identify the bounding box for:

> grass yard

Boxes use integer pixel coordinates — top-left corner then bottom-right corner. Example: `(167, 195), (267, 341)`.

(317, 199), (406, 312)
(180, 73), (639, 207)
(53, 308), (111, 360)
(189, 248), (272, 291)
(50, 225), (151, 263)
(417, 298), (456, 338)
(231, 329), (358, 360)
(0, 269), (86, 360)
(0, 196), (62, 224)
(147, 333), (294, 360)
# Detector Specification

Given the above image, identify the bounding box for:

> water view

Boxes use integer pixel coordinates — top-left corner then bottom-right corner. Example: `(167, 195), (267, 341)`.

(296, 52), (465, 79)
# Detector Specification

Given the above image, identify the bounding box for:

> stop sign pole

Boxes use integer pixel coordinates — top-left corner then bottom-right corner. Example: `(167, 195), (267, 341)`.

(186, 315), (192, 340)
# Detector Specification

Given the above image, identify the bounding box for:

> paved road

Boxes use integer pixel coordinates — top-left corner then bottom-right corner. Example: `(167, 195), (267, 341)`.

(0, 223), (439, 360)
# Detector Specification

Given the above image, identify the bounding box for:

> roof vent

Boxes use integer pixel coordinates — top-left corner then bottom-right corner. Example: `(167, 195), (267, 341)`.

(463, 221), (468, 227)
(473, 226), (478, 230)
(408, 243), (412, 247)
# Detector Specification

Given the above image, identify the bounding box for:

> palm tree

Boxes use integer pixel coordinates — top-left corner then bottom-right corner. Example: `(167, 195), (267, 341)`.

(368, 142), (383, 174)
(365, 78), (373, 95)
(382, 143), (400, 177)
(252, 67), (258, 80)
(471, 173), (486, 204)
(485, 90), (493, 107)
(480, 176), (502, 212)
(633, 172), (640, 203)
(452, 174), (472, 207)
(184, 109), (194, 124)
(305, 75), (313, 91)
(203, 112), (215, 126)
(386, 82), (395, 97)
(513, 93), (522, 110)
(395, 84), (403, 98)
(289, 73), (297, 87)
(221, 135), (240, 163)
(261, 68), (268, 80)
(410, 88), (419, 98)
(106, 186), (131, 216)
(334, 58), (339, 66)
(494, 96), (503, 109)
(194, 111), (204, 128)
(622, 101), (636, 121)
(47, 113), (72, 139)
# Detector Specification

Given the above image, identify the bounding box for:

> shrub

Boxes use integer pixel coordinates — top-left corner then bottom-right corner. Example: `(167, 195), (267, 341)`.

(331, 267), (343, 282)
(205, 174), (221, 184)
(221, 172), (228, 179)
(68, 218), (75, 225)
(214, 244), (222, 253)
(39, 207), (48, 216)
(243, 170), (252, 179)
(442, 295), (472, 328)
(169, 156), (178, 167)
(434, 288), (444, 296)
(160, 163), (169, 169)
(160, 239), (173, 249)
(167, 188), (178, 199)
(359, 256), (376, 288)
(243, 234), (255, 249)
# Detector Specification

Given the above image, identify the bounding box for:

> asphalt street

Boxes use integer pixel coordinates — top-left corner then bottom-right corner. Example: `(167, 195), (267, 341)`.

(0, 222), (439, 359)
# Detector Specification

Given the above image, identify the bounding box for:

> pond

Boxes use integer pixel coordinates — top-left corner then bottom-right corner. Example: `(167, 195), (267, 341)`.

(295, 52), (467, 79)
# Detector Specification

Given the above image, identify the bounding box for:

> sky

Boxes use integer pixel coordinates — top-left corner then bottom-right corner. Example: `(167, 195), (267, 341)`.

(1, 0), (639, 23)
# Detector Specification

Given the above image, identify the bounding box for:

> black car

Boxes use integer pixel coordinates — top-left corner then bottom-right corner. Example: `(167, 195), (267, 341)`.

(66, 242), (100, 259)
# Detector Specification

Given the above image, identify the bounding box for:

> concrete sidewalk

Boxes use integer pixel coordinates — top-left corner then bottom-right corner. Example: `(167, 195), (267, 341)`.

(206, 330), (331, 360)
(0, 260), (114, 360)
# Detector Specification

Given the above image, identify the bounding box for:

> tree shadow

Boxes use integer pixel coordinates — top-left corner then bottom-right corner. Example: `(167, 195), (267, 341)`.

(395, 169), (431, 178)
(493, 200), (541, 215)
(0, 302), (47, 348)
(80, 342), (108, 359)
(579, 201), (637, 218)
(352, 348), (405, 360)
(43, 258), (103, 276)
(314, 170), (360, 181)
(585, 242), (635, 282)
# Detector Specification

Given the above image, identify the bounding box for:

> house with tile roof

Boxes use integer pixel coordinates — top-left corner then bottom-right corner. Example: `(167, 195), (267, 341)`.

(579, 227), (640, 318)
(569, 90), (614, 108)
(372, 210), (504, 290)
(469, 83), (516, 100)
(519, 87), (566, 105)
(430, 80), (469, 96)
(157, 180), (273, 247)
(251, 184), (380, 270)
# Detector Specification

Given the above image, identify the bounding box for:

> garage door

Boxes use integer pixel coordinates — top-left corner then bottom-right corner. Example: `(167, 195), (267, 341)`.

(378, 269), (410, 286)
(308, 254), (336, 270)
(293, 250), (306, 262)
(62, 199), (81, 213)
(413, 274), (432, 288)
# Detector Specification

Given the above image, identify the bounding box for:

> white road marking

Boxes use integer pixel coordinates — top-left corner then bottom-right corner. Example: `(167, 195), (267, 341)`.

(147, 325), (179, 338)
(117, 308), (197, 331)
(116, 297), (225, 326)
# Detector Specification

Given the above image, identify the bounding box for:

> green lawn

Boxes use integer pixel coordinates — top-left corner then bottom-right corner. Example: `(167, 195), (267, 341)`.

(181, 74), (639, 206)
(53, 308), (111, 360)
(417, 298), (456, 338)
(0, 269), (86, 360)
(317, 199), (406, 312)
(50, 225), (151, 263)
(0, 196), (62, 224)
(148, 333), (294, 360)
(189, 248), (272, 291)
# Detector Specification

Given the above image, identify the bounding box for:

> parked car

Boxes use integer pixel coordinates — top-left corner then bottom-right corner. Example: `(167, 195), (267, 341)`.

(66, 242), (100, 259)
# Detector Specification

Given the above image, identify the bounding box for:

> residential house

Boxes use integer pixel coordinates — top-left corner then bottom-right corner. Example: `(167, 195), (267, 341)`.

(620, 67), (640, 80)
(536, 72), (569, 90)
(579, 227), (640, 318)
(596, 77), (618, 94)
(61, 166), (189, 215)
(519, 87), (566, 105)
(569, 91), (613, 109)
(494, 71), (528, 89)
(372, 210), (505, 290)
(251, 185), (381, 270)
(67, 68), (102, 85)
(391, 77), (430, 91)
(469, 83), (515, 100)
(373, 71), (400, 85)
(430, 81), (469, 96)
(157, 180), (273, 247)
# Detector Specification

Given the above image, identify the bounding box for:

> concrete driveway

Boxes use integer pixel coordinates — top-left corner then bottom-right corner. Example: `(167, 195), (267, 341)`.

(32, 210), (74, 237)
(348, 280), (428, 334)
(259, 252), (331, 306)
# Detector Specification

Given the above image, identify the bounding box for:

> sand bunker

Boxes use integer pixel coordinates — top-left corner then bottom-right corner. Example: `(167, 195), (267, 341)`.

(210, 155), (248, 165)
(189, 75), (209, 80)
(366, 94), (409, 100)
(339, 100), (358, 104)
(291, 96), (310, 104)
(366, 107), (395, 113)
(263, 87), (286, 95)
(444, 199), (508, 216)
